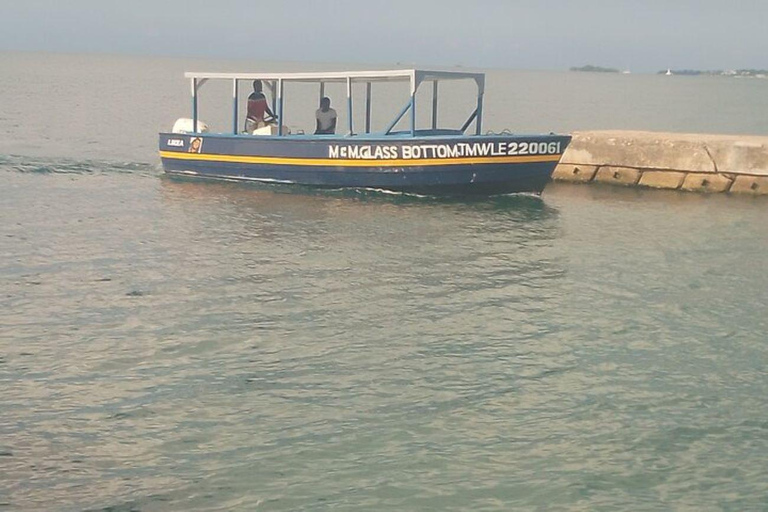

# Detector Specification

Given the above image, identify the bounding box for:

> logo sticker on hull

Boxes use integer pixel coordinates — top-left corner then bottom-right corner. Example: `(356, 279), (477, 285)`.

(188, 137), (203, 153)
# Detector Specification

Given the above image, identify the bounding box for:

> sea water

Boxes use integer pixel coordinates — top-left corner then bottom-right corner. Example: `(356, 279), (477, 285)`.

(1, 52), (767, 511)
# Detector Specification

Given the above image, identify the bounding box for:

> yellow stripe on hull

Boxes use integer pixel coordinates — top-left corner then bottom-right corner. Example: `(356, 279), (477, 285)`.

(158, 151), (562, 168)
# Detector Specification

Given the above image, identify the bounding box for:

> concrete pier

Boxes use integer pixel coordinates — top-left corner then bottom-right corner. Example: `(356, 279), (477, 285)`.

(553, 131), (768, 195)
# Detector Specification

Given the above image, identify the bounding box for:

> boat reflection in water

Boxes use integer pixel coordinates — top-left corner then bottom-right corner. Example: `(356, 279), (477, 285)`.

(159, 176), (562, 242)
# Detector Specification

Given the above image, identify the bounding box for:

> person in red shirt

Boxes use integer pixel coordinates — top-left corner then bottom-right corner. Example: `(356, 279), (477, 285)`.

(245, 80), (277, 133)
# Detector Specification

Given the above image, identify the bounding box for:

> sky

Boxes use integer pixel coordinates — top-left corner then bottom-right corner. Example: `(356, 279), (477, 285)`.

(2, 0), (767, 72)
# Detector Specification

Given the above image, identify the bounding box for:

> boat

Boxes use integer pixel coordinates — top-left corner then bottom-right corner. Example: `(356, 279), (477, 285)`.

(158, 69), (571, 196)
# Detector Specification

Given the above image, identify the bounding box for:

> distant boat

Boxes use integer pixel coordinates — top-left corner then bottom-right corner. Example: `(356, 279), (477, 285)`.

(665, 69), (673, 76)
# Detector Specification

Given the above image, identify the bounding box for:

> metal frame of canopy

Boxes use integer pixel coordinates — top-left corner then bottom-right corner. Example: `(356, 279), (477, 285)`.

(184, 69), (486, 137)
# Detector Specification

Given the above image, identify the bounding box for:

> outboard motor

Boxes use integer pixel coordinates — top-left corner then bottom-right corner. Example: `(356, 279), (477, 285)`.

(172, 118), (209, 134)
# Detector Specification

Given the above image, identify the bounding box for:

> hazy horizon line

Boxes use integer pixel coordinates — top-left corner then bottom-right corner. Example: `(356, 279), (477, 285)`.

(5, 47), (760, 76)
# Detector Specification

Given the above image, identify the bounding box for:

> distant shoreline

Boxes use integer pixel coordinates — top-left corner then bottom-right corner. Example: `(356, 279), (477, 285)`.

(655, 68), (768, 77)
(571, 64), (768, 78)
(570, 65), (620, 73)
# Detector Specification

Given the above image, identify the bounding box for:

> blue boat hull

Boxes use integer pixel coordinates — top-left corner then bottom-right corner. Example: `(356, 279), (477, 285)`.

(158, 133), (571, 196)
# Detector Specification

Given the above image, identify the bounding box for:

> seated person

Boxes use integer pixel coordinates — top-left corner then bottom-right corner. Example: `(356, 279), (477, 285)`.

(245, 80), (277, 132)
(314, 97), (337, 135)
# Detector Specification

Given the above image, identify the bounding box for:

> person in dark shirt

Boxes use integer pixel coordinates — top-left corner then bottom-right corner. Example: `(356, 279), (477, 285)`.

(245, 80), (277, 132)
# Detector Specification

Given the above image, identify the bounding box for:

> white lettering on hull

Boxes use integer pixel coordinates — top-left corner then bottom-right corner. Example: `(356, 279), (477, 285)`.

(327, 141), (562, 160)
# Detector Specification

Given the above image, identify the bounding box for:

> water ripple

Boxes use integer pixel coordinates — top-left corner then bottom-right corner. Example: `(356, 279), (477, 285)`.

(0, 154), (160, 176)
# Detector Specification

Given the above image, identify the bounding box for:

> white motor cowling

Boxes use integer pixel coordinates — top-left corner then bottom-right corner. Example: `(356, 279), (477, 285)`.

(172, 118), (209, 134)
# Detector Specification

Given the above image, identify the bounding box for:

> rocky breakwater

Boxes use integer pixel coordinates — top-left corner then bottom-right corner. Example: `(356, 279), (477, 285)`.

(554, 131), (768, 195)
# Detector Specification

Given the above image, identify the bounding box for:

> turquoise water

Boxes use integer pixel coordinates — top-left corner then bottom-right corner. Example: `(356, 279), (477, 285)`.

(1, 53), (768, 511)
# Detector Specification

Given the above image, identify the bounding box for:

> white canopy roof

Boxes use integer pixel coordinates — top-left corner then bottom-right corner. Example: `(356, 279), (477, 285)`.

(184, 69), (485, 95)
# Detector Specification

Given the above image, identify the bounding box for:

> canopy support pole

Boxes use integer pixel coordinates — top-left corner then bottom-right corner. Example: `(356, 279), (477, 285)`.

(277, 79), (284, 136)
(232, 79), (238, 134)
(192, 78), (198, 133)
(460, 109), (478, 134)
(410, 93), (416, 137)
(384, 100), (412, 135)
(475, 92), (484, 135)
(431, 81), (438, 130)
(346, 77), (353, 135)
(365, 82), (372, 133)
(268, 81), (277, 119)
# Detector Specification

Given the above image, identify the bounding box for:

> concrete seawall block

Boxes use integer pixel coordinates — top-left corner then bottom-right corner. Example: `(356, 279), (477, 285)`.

(706, 141), (768, 176)
(729, 175), (768, 195)
(681, 173), (733, 193)
(594, 166), (641, 186)
(553, 164), (598, 182)
(638, 171), (686, 189)
(557, 130), (768, 194)
(562, 131), (717, 173)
